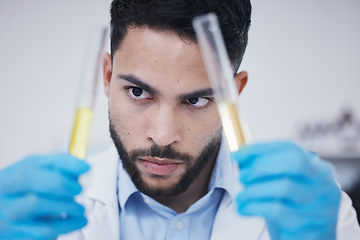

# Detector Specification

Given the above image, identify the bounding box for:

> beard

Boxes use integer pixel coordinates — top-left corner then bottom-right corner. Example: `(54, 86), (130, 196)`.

(109, 119), (222, 199)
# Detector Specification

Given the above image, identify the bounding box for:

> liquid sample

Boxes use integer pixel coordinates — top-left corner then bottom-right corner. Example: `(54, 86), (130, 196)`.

(68, 107), (93, 159)
(217, 101), (246, 152)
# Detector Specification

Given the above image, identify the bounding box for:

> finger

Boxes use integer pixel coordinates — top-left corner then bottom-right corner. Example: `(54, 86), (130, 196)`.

(238, 152), (323, 184)
(25, 168), (83, 197)
(232, 141), (298, 166)
(236, 148), (331, 185)
(236, 178), (318, 206)
(25, 217), (87, 239)
(35, 216), (87, 238)
(0, 220), (35, 240)
(0, 155), (89, 195)
(237, 193), (339, 225)
(236, 175), (340, 208)
(35, 154), (90, 176)
(237, 199), (306, 227)
(1, 168), (82, 197)
(237, 200), (337, 240)
(1, 216), (87, 240)
(0, 194), (85, 222)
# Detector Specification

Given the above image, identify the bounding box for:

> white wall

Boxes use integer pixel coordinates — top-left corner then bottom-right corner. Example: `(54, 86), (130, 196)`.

(1, 1), (359, 169)
(241, 0), (360, 141)
(0, 0), (112, 168)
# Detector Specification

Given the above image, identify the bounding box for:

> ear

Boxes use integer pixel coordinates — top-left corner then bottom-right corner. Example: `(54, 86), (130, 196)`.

(103, 52), (112, 98)
(234, 71), (248, 95)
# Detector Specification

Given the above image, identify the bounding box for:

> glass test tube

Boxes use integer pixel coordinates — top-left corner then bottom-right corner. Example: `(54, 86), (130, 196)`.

(68, 27), (109, 159)
(193, 13), (251, 152)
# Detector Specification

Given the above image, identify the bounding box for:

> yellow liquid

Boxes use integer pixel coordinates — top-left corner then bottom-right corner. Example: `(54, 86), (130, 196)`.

(217, 102), (246, 152)
(68, 107), (93, 159)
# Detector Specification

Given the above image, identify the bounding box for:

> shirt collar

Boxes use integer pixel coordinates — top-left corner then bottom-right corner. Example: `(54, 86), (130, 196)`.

(208, 136), (235, 198)
(117, 160), (139, 211)
(117, 136), (237, 211)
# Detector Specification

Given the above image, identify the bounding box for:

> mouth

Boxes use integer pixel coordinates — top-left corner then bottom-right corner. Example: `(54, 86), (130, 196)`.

(139, 157), (183, 176)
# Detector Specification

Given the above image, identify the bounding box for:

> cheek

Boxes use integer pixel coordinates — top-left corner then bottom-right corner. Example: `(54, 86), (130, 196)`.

(108, 91), (148, 148)
(183, 110), (222, 153)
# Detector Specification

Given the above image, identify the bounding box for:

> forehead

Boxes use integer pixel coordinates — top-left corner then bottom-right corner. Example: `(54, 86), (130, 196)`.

(112, 27), (210, 92)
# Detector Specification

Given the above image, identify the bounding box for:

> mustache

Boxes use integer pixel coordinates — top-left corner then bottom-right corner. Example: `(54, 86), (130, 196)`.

(130, 145), (193, 163)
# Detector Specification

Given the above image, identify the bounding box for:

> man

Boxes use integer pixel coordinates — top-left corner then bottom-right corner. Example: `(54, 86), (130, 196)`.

(0, 0), (359, 239)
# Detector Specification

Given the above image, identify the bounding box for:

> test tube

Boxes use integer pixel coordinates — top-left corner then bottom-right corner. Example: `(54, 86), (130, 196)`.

(193, 13), (251, 152)
(68, 26), (109, 159)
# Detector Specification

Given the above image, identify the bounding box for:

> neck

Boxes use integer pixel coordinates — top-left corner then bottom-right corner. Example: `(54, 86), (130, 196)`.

(155, 156), (216, 213)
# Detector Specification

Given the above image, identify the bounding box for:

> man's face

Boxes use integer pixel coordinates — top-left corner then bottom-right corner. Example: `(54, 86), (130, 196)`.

(104, 27), (222, 199)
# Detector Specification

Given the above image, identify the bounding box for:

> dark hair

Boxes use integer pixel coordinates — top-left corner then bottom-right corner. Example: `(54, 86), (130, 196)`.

(110, 0), (251, 73)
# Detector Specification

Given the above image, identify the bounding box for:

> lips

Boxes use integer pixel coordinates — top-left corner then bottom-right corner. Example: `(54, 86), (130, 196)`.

(140, 157), (182, 176)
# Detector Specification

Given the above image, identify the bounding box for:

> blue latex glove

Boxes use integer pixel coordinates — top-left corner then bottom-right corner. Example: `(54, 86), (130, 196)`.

(232, 141), (341, 240)
(0, 154), (90, 239)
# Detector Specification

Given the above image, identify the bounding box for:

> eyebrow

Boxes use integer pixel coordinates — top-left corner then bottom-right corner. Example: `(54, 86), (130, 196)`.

(178, 88), (213, 101)
(117, 74), (159, 95)
(117, 73), (213, 100)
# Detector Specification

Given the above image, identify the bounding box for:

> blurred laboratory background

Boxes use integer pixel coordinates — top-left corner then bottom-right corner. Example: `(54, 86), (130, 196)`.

(1, 0), (359, 222)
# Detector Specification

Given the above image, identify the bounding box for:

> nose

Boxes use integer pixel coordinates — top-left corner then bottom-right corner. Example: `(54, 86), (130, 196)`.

(146, 105), (182, 147)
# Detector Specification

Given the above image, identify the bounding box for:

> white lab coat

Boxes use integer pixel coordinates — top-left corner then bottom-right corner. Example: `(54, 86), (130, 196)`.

(59, 146), (360, 240)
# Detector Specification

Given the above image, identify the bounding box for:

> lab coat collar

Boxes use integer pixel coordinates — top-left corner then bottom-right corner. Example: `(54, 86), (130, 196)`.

(117, 158), (139, 212)
(208, 137), (235, 195)
(80, 146), (119, 205)
(78, 145), (121, 240)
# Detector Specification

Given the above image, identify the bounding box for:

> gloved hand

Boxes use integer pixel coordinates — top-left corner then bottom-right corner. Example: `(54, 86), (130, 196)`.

(0, 154), (90, 239)
(232, 141), (341, 240)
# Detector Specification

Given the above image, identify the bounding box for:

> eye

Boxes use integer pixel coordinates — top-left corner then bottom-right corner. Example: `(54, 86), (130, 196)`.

(186, 97), (210, 108)
(127, 87), (151, 100)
